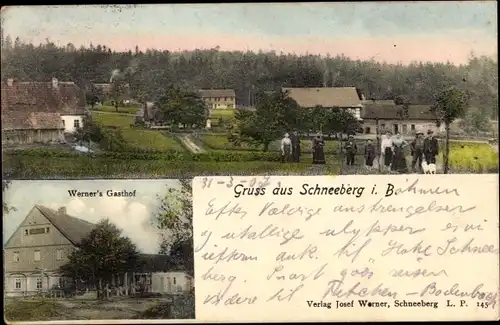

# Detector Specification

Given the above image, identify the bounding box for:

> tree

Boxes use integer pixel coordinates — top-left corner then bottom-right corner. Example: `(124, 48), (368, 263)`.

(431, 87), (468, 174)
(110, 78), (126, 112)
(395, 95), (410, 120)
(156, 87), (207, 129)
(233, 91), (300, 151)
(59, 219), (140, 299)
(2, 180), (16, 215)
(461, 107), (491, 134)
(153, 180), (193, 276)
(74, 113), (103, 149)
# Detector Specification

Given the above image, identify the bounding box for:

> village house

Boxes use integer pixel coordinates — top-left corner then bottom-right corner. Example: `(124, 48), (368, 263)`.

(1, 78), (86, 144)
(4, 205), (194, 297)
(282, 87), (363, 120)
(361, 103), (445, 135)
(198, 89), (236, 109)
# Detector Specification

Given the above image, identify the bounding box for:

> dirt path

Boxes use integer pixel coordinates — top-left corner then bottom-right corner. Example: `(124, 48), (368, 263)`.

(178, 135), (206, 154)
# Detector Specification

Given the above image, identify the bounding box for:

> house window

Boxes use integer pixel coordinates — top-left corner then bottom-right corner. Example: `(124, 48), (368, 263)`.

(224, 97), (228, 101)
(56, 249), (64, 260)
(381, 123), (386, 130)
(411, 124), (416, 131)
(34, 250), (41, 261)
(173, 277), (177, 285)
(73, 119), (80, 128)
(36, 277), (42, 289)
(59, 278), (66, 288)
(402, 124), (408, 134)
(24, 229), (29, 235)
(365, 127), (371, 134)
(15, 279), (22, 290)
(62, 119), (65, 127)
(46, 227), (50, 233)
(13, 252), (20, 262)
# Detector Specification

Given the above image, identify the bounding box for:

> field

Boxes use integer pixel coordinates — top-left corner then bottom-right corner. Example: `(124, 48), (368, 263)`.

(92, 111), (183, 151)
(95, 105), (140, 114)
(4, 295), (194, 321)
(442, 141), (498, 173)
(208, 109), (236, 128)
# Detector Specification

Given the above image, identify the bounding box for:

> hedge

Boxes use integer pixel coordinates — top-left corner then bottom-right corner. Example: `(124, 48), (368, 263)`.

(3, 148), (283, 163)
(3, 154), (343, 178)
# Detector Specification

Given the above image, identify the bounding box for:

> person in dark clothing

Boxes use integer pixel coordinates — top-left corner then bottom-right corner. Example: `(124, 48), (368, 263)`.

(312, 133), (326, 164)
(290, 130), (301, 163)
(364, 139), (376, 169)
(423, 129), (439, 164)
(410, 131), (425, 173)
(344, 135), (357, 166)
(391, 132), (409, 173)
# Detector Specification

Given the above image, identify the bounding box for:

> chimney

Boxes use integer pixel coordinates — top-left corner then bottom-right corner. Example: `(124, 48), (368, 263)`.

(7, 78), (13, 86)
(52, 77), (58, 88)
(58, 207), (66, 215)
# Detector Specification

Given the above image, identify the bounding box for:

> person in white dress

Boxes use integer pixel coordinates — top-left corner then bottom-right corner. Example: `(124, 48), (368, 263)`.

(380, 131), (393, 171)
(281, 133), (292, 162)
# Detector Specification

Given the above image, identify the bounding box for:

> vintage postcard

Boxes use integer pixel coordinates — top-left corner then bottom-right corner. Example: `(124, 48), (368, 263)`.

(1, 2), (498, 179)
(192, 174), (499, 322)
(3, 179), (194, 322)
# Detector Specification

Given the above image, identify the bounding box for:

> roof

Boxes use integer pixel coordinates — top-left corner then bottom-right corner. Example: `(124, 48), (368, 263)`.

(282, 87), (362, 108)
(1, 80), (85, 130)
(36, 205), (95, 246)
(2, 112), (64, 130)
(362, 99), (396, 106)
(138, 254), (171, 272)
(362, 104), (435, 120)
(198, 89), (236, 98)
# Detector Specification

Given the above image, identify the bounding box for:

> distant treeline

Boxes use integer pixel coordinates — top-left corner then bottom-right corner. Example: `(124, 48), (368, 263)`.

(1, 36), (498, 118)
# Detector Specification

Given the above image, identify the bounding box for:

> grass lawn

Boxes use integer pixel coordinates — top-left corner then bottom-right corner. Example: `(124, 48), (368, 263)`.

(122, 129), (183, 151)
(92, 111), (134, 128)
(209, 109), (235, 118)
(209, 109), (236, 128)
(4, 299), (65, 321)
(95, 105), (139, 114)
(91, 112), (183, 151)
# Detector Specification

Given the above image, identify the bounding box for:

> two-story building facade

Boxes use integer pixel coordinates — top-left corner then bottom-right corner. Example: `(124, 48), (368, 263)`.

(4, 205), (194, 297)
(198, 89), (236, 110)
(4, 205), (94, 297)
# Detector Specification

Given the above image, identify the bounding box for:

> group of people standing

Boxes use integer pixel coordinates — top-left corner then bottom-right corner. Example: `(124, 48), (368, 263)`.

(378, 129), (439, 173)
(280, 131), (326, 164)
(280, 129), (439, 174)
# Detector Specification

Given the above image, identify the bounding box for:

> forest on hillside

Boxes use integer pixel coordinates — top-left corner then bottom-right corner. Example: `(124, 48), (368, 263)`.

(1, 35), (498, 118)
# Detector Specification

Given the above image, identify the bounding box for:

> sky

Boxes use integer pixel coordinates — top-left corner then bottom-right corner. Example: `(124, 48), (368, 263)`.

(3, 180), (183, 254)
(1, 2), (497, 65)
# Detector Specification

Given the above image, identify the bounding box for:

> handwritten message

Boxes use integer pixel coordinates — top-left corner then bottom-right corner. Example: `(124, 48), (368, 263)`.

(192, 175), (499, 322)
